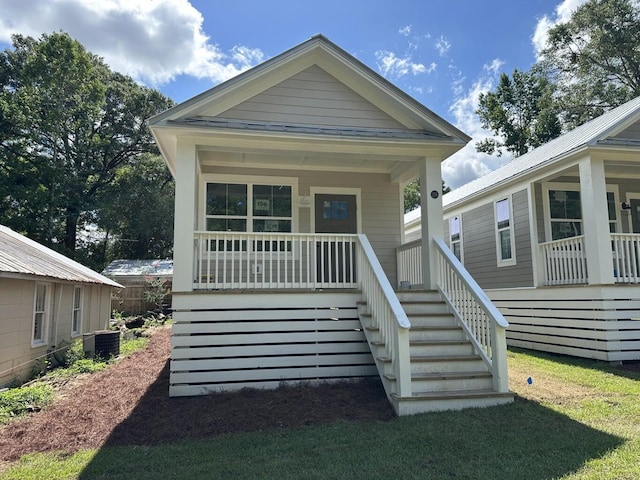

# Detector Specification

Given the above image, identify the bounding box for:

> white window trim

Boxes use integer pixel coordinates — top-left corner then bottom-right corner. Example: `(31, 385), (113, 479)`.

(32, 282), (51, 347)
(200, 174), (299, 233)
(309, 186), (362, 234)
(71, 286), (83, 337)
(542, 182), (620, 240)
(449, 215), (463, 263)
(495, 196), (516, 267)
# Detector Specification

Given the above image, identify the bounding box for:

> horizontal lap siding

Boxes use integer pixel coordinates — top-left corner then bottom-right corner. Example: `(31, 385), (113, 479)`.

(489, 286), (640, 361)
(170, 292), (376, 397)
(461, 189), (533, 289)
(220, 65), (405, 130)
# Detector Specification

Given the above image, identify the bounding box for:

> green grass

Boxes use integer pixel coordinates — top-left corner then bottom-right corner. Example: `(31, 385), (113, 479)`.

(3, 348), (640, 480)
(0, 385), (54, 424)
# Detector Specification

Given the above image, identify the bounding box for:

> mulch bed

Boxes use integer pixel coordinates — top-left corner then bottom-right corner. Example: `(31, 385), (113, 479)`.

(0, 327), (395, 463)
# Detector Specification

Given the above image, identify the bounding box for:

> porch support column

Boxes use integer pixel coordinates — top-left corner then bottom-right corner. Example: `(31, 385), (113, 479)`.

(172, 137), (199, 292)
(579, 156), (614, 285)
(419, 156), (444, 290)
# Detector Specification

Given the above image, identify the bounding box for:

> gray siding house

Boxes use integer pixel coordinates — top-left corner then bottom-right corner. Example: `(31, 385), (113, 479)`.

(405, 95), (640, 362)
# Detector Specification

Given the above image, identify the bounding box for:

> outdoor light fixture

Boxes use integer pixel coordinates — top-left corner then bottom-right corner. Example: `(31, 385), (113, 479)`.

(622, 202), (632, 211)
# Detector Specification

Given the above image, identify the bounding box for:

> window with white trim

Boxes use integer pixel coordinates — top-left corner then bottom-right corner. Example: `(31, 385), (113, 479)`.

(72, 286), (83, 336)
(546, 185), (619, 240)
(449, 216), (462, 261)
(32, 283), (49, 346)
(205, 181), (293, 252)
(495, 197), (516, 266)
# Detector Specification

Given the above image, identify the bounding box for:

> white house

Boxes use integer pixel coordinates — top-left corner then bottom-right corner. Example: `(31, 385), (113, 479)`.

(148, 35), (512, 415)
(0, 225), (122, 386)
(406, 95), (640, 362)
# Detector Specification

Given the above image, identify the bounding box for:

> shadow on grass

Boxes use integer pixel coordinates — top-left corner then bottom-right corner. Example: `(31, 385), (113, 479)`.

(77, 361), (624, 480)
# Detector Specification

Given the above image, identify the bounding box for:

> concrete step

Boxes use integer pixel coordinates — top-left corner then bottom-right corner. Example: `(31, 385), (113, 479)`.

(392, 390), (514, 415)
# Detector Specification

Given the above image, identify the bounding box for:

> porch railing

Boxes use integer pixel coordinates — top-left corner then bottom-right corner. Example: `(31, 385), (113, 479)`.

(433, 238), (509, 393)
(611, 234), (640, 283)
(193, 231), (357, 290)
(357, 234), (412, 397)
(396, 239), (422, 286)
(540, 235), (587, 285)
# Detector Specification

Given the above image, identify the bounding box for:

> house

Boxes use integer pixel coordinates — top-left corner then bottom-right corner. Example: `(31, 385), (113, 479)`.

(148, 35), (513, 415)
(0, 225), (122, 386)
(102, 259), (173, 314)
(405, 95), (640, 363)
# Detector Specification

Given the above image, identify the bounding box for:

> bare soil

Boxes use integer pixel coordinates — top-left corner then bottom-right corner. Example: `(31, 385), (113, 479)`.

(0, 326), (394, 464)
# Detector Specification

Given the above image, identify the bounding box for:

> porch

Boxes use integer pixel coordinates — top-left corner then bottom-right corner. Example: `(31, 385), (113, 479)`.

(170, 231), (512, 414)
(540, 234), (640, 285)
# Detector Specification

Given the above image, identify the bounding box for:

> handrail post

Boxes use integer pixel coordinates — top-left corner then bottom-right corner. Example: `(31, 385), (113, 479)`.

(490, 325), (509, 392)
(394, 327), (412, 397)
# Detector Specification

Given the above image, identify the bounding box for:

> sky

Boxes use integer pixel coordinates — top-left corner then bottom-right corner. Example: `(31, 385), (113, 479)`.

(0, 0), (589, 190)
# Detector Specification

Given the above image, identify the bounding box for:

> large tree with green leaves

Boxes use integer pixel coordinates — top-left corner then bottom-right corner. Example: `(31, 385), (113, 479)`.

(475, 68), (561, 157)
(0, 32), (174, 259)
(540, 0), (640, 128)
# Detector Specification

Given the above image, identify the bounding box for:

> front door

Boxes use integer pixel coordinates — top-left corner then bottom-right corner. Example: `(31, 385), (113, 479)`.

(631, 199), (640, 233)
(314, 194), (358, 283)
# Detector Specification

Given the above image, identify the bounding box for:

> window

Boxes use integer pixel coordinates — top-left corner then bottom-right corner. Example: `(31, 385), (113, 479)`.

(546, 185), (619, 240)
(205, 180), (294, 252)
(32, 283), (49, 346)
(495, 197), (515, 266)
(72, 286), (83, 336)
(449, 216), (462, 261)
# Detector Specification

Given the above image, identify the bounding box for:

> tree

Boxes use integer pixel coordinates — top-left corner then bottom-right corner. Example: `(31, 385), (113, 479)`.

(404, 179), (451, 213)
(96, 154), (174, 264)
(540, 0), (640, 127)
(475, 68), (561, 157)
(0, 32), (174, 258)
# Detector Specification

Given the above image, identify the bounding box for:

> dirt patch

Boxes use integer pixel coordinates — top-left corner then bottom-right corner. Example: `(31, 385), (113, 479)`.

(0, 327), (394, 463)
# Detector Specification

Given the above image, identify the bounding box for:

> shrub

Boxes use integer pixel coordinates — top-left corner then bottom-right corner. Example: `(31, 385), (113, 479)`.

(0, 384), (54, 424)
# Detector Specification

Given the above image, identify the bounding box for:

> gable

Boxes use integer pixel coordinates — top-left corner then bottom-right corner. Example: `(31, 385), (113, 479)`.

(611, 118), (640, 141)
(203, 65), (408, 131)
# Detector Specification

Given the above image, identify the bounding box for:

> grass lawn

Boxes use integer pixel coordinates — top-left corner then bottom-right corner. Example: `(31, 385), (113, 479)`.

(3, 348), (640, 480)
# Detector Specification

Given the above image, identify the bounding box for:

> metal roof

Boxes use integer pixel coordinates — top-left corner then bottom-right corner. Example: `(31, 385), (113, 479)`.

(102, 259), (173, 277)
(0, 225), (121, 287)
(443, 95), (640, 208)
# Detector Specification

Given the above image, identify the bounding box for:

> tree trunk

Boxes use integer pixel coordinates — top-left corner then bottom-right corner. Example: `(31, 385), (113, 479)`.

(64, 208), (78, 258)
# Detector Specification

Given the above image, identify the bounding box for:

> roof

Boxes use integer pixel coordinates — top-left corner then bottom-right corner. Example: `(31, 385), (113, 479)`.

(0, 225), (122, 287)
(102, 259), (173, 277)
(148, 34), (470, 181)
(443, 95), (640, 209)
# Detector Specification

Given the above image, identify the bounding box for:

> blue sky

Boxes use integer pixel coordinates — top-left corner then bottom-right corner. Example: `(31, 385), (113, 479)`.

(0, 0), (587, 189)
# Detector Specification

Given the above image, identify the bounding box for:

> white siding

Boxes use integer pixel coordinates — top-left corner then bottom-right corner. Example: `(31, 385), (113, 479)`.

(170, 292), (376, 396)
(490, 285), (640, 362)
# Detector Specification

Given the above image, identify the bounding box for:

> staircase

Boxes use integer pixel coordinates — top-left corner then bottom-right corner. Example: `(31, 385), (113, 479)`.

(358, 290), (513, 415)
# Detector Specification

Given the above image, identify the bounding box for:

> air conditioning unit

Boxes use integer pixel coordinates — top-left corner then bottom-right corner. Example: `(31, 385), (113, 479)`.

(83, 330), (120, 358)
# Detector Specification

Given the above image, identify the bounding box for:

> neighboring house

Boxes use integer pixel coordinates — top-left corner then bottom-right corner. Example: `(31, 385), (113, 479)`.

(148, 35), (512, 415)
(406, 95), (640, 363)
(102, 259), (173, 314)
(0, 225), (122, 386)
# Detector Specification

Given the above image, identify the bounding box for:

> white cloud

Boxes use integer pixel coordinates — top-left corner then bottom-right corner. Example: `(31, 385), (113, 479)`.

(435, 36), (451, 57)
(375, 50), (436, 79)
(0, 0), (263, 86)
(399, 25), (412, 36)
(532, 0), (589, 57)
(442, 60), (511, 190)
